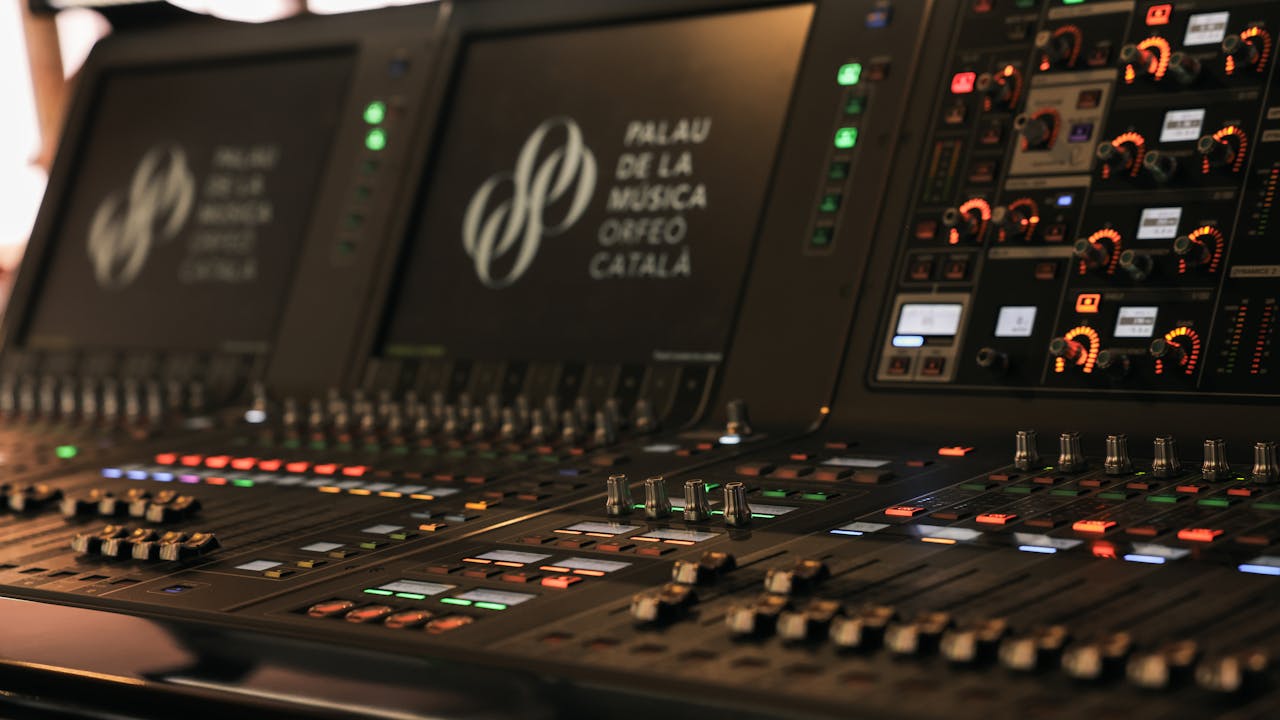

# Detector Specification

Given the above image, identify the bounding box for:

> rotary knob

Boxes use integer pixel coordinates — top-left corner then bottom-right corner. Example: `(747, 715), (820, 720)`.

(1143, 150), (1178, 184)
(723, 481), (752, 527)
(1014, 429), (1040, 471)
(975, 347), (1009, 375)
(643, 476), (671, 519)
(1201, 439), (1231, 481)
(1173, 234), (1212, 268)
(1015, 112), (1055, 150)
(1036, 30), (1078, 69)
(975, 69), (1016, 110)
(1168, 51), (1201, 85)
(1252, 441), (1278, 483)
(1118, 250), (1153, 281)
(1103, 434), (1132, 476)
(1149, 337), (1187, 367)
(1119, 43), (1159, 79)
(1072, 237), (1110, 271)
(1197, 134), (1236, 169)
(605, 474), (633, 516)
(1058, 432), (1085, 473)
(1151, 436), (1183, 478)
(683, 479), (711, 522)
(1096, 141), (1133, 175)
(1096, 349), (1132, 379)
(1223, 32), (1261, 70)
(942, 205), (985, 243)
(1049, 336), (1086, 363)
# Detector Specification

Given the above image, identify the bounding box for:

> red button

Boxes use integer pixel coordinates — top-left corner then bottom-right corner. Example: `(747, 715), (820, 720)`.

(342, 465), (368, 478)
(154, 453), (177, 465)
(180, 454), (203, 467)
(314, 464), (338, 476)
(285, 461), (310, 474)
(1177, 528), (1224, 543)
(976, 513), (1017, 525)
(230, 457), (257, 471)
(1072, 519), (1116, 534)
(938, 446), (974, 457)
(541, 575), (584, 589)
(258, 459), (282, 472)
(886, 506), (926, 518)
(951, 71), (977, 94)
(204, 455), (231, 469)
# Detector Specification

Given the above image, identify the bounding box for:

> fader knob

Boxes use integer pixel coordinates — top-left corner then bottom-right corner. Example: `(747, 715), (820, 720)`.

(1251, 441), (1278, 483)
(1103, 434), (1133, 476)
(724, 399), (752, 437)
(683, 480), (711, 522)
(605, 474), (633, 517)
(1118, 250), (1153, 281)
(1143, 150), (1178, 184)
(1057, 432), (1085, 473)
(1196, 650), (1270, 694)
(1168, 51), (1202, 85)
(1201, 439), (1231, 481)
(643, 476), (671, 519)
(723, 481), (752, 527)
(1151, 436), (1183, 478)
(1014, 430), (1040, 471)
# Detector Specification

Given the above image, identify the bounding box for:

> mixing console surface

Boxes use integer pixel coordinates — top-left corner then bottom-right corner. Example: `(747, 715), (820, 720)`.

(8, 0), (1280, 718)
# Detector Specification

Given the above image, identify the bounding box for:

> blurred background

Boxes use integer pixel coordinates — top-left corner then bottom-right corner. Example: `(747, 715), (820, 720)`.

(0, 0), (436, 290)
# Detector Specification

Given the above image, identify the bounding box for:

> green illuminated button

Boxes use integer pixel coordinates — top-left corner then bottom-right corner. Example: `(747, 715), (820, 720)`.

(363, 100), (387, 125)
(364, 588), (393, 596)
(810, 226), (833, 247)
(475, 601), (507, 611)
(365, 128), (388, 151)
(1147, 494), (1181, 504)
(834, 127), (859, 149)
(1254, 502), (1280, 511)
(844, 95), (867, 116)
(395, 592), (427, 600)
(440, 597), (473, 607)
(761, 489), (790, 498)
(837, 62), (863, 86)
(828, 161), (850, 180)
(232, 478), (255, 488)
(819, 193), (842, 213)
(55, 445), (78, 460)
(1198, 498), (1232, 508)
(801, 492), (834, 502)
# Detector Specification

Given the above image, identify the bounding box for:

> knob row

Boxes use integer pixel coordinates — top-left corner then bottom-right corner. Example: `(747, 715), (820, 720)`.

(1013, 431), (1278, 482)
(606, 476), (753, 526)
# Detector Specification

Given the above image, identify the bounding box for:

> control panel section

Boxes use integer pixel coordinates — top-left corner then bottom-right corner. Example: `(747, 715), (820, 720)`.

(877, 294), (970, 383)
(875, 0), (1280, 398)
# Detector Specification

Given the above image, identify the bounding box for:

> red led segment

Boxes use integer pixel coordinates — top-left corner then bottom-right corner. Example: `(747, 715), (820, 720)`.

(951, 71), (977, 94)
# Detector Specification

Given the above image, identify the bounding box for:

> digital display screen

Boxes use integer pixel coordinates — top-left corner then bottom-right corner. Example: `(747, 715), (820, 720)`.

(994, 306), (1037, 338)
(1115, 306), (1159, 338)
(380, 6), (813, 363)
(1137, 207), (1182, 240)
(24, 53), (354, 353)
(379, 580), (454, 596)
(897, 304), (964, 337)
(1185, 12), (1230, 45)
(556, 557), (632, 573)
(1160, 109), (1206, 143)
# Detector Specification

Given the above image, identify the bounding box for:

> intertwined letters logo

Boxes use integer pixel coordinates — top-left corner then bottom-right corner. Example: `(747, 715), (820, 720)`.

(87, 144), (196, 288)
(462, 117), (597, 288)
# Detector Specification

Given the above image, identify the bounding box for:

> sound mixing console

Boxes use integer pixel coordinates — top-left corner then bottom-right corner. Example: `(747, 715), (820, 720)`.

(6, 1), (1280, 718)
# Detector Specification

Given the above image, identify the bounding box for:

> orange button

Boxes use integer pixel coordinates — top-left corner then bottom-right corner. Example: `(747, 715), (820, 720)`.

(314, 464), (338, 475)
(1177, 527), (1224, 543)
(258, 459), (282, 472)
(154, 453), (177, 465)
(1075, 293), (1101, 313)
(204, 455), (231, 469)
(342, 465), (368, 478)
(938, 446), (975, 457)
(1072, 519), (1116, 534)
(976, 513), (1018, 525)
(285, 461), (310, 474)
(180, 454), (203, 467)
(886, 506), (926, 518)
(541, 575), (583, 589)
(230, 457), (257, 471)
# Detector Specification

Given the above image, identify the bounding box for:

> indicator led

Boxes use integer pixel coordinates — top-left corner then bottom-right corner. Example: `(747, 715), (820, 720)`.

(55, 445), (78, 460)
(834, 127), (859, 149)
(365, 128), (388, 152)
(837, 62), (863, 86)
(363, 100), (387, 125)
(950, 71), (977, 94)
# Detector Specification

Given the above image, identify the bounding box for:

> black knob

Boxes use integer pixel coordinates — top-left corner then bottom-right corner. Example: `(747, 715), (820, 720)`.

(1119, 43), (1158, 79)
(1143, 150), (1178, 184)
(643, 476), (671, 519)
(1036, 30), (1077, 68)
(975, 70), (1014, 109)
(1168, 51), (1201, 85)
(1223, 32), (1261, 69)
(1073, 237), (1110, 271)
(1252, 441), (1278, 483)
(1173, 234), (1211, 267)
(605, 474), (633, 516)
(1096, 349), (1132, 379)
(1202, 439), (1231, 481)
(1104, 434), (1133, 476)
(1119, 250), (1153, 281)
(1149, 337), (1186, 367)
(1197, 134), (1235, 169)
(1096, 141), (1133, 174)
(1058, 432), (1085, 473)
(683, 480), (711, 522)
(942, 206), (985, 243)
(1014, 429), (1040, 471)
(723, 482), (752, 527)
(1152, 436), (1183, 478)
(976, 347), (1008, 374)
(1049, 337), (1086, 363)
(1015, 113), (1054, 149)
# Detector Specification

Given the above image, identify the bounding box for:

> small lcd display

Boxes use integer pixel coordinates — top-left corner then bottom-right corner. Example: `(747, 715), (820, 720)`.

(24, 52), (354, 352)
(1137, 207), (1182, 240)
(995, 306), (1037, 338)
(897, 304), (964, 337)
(1185, 12), (1230, 46)
(381, 6), (813, 363)
(1115, 306), (1159, 338)
(454, 588), (535, 606)
(1160, 109), (1206, 143)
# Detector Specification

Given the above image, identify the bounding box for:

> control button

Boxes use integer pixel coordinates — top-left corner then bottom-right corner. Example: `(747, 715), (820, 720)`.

(944, 103), (967, 125)
(1177, 527), (1224, 543)
(385, 609), (434, 629)
(938, 446), (973, 457)
(1042, 224), (1067, 244)
(828, 161), (851, 181)
(425, 615), (474, 634)
(886, 506), (925, 518)
(907, 258), (935, 281)
(865, 5), (891, 28)
(914, 219), (939, 241)
(542, 575), (584, 590)
(976, 513), (1017, 526)
(979, 120), (1005, 146)
(773, 465), (813, 479)
(887, 356), (912, 376)
(941, 257), (970, 280)
(307, 599), (356, 618)
(967, 161), (997, 184)
(1072, 519), (1116, 534)
(865, 60), (890, 81)
(1034, 261), (1058, 280)
(630, 583), (697, 624)
(344, 605), (394, 624)
(921, 357), (947, 377)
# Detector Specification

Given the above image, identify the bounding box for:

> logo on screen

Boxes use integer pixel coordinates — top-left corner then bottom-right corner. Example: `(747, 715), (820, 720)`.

(86, 144), (195, 288)
(462, 117), (597, 288)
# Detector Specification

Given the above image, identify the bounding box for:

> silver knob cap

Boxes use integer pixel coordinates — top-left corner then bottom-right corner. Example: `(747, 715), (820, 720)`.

(723, 481), (751, 527)
(1104, 434), (1132, 476)
(643, 476), (671, 519)
(605, 474), (633, 517)
(1252, 441), (1278, 483)
(1014, 430), (1039, 471)
(1058, 432), (1085, 473)
(683, 480), (711, 522)
(1202, 439), (1231, 481)
(1152, 436), (1182, 478)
